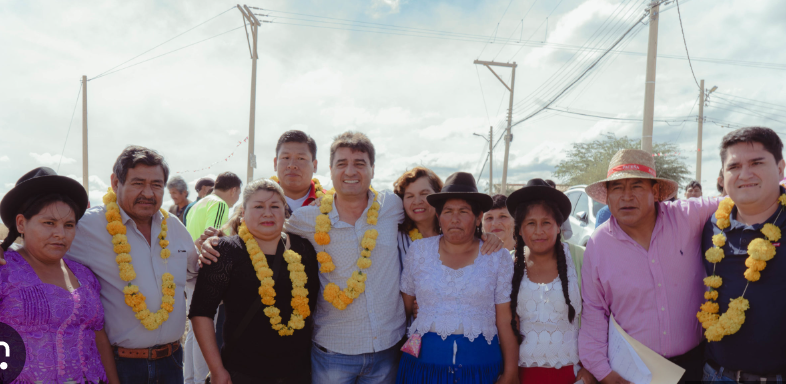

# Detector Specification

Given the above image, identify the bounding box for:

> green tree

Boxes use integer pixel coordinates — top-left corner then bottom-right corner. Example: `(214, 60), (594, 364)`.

(552, 133), (692, 188)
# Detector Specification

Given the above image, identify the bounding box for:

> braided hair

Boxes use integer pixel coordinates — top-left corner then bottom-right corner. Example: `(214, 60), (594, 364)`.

(509, 199), (576, 345)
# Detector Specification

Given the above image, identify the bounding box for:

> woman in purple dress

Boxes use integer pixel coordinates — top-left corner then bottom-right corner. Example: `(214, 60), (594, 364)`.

(0, 167), (119, 383)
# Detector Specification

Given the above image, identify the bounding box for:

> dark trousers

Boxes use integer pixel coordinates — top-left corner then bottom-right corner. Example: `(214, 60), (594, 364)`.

(115, 346), (183, 384)
(669, 342), (705, 383)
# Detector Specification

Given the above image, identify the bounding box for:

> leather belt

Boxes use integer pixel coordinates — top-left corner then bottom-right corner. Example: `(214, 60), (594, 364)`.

(115, 340), (180, 360)
(708, 360), (784, 383)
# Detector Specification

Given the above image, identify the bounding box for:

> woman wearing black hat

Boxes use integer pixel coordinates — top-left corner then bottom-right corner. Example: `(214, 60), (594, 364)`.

(506, 179), (595, 384)
(0, 167), (119, 383)
(397, 172), (518, 384)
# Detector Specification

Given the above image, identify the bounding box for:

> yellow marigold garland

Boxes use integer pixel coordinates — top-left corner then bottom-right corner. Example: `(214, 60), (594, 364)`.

(315, 187), (380, 310)
(103, 188), (175, 331)
(697, 195), (786, 341)
(408, 228), (423, 241)
(238, 222), (309, 336)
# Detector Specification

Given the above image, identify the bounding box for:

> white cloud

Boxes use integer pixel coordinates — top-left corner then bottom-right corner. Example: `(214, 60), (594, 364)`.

(0, 156), (9, 162)
(29, 152), (76, 166)
(369, 0), (401, 18)
(226, 130), (239, 135)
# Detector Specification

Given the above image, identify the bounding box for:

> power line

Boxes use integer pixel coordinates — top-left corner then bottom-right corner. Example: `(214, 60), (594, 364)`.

(545, 107), (693, 122)
(674, 95), (700, 142)
(57, 83), (83, 173)
(477, 0), (517, 58)
(675, 0), (700, 90)
(475, 66), (492, 126)
(90, 25), (245, 81)
(508, 0), (567, 60)
(91, 7), (235, 80)
(714, 92), (786, 111)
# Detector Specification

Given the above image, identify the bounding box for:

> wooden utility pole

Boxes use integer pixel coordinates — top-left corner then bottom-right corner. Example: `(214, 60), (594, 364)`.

(641, 0), (660, 153)
(474, 60), (517, 194)
(239, 5), (260, 183)
(696, 79), (704, 182)
(82, 75), (88, 192)
(488, 126), (493, 194)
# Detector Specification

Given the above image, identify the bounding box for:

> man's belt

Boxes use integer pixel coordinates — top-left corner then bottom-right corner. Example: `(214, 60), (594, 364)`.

(115, 340), (180, 360)
(709, 360), (784, 383)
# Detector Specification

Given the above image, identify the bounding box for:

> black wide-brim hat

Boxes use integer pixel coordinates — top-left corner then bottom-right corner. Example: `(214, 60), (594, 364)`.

(0, 167), (89, 232)
(426, 172), (493, 212)
(506, 178), (572, 225)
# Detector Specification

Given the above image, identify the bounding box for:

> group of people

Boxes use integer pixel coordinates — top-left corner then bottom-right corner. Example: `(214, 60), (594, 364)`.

(0, 125), (783, 384)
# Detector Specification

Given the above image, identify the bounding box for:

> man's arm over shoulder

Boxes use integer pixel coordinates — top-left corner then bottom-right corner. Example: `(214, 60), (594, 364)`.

(668, 196), (721, 235)
(578, 237), (613, 380)
(379, 190), (404, 225)
(285, 205), (318, 238)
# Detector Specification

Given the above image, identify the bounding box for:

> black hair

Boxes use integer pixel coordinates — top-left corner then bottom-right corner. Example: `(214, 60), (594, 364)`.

(490, 194), (508, 211)
(214, 172), (242, 191)
(433, 197), (484, 238)
(276, 130), (318, 161)
(2, 193), (79, 251)
(720, 127), (784, 168)
(195, 177), (215, 193)
(509, 199), (575, 344)
(113, 145), (170, 184)
(686, 180), (702, 191)
(717, 169), (724, 194)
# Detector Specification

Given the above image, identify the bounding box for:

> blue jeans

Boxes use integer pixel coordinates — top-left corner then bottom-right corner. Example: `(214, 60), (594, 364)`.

(115, 346), (184, 384)
(311, 342), (400, 384)
(702, 362), (784, 383)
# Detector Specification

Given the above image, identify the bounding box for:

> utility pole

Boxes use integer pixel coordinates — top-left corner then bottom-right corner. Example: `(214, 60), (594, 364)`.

(82, 75), (88, 192)
(696, 79), (704, 182)
(474, 60), (517, 194)
(640, 0), (660, 153)
(239, 5), (260, 183)
(488, 126), (493, 194)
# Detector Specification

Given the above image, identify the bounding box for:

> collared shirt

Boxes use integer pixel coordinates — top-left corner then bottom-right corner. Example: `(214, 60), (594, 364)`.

(67, 205), (200, 348)
(168, 200), (190, 223)
(579, 198), (718, 380)
(286, 189), (406, 355)
(703, 189), (786, 375)
(285, 180), (321, 216)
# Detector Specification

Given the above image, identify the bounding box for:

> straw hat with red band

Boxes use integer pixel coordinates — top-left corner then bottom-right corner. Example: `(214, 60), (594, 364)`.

(585, 149), (679, 203)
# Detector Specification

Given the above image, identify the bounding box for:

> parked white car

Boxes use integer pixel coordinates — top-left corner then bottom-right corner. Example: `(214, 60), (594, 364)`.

(564, 185), (607, 247)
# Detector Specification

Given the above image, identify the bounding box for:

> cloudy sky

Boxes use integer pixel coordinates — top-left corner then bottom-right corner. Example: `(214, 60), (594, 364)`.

(2, 0), (784, 210)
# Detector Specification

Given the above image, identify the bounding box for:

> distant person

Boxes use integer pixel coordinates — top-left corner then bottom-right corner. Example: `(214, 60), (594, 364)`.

(594, 205), (611, 228)
(184, 171), (242, 384)
(182, 177), (215, 227)
(685, 180), (703, 199)
(483, 194), (516, 251)
(167, 175), (191, 222)
(271, 130), (324, 214)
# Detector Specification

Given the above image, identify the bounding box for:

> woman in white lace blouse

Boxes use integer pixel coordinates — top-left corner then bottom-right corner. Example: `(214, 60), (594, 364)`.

(506, 179), (597, 384)
(397, 172), (518, 384)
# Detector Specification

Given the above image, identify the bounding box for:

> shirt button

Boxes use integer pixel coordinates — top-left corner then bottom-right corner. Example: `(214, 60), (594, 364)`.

(663, 331), (667, 335)
(651, 259), (655, 263)
(658, 283), (662, 287)
(661, 307), (665, 311)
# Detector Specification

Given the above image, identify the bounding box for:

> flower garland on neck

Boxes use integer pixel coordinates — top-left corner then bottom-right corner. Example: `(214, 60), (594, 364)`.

(408, 228), (423, 241)
(315, 187), (379, 310)
(696, 194), (786, 342)
(269, 176), (325, 199)
(103, 188), (175, 331)
(238, 222), (310, 336)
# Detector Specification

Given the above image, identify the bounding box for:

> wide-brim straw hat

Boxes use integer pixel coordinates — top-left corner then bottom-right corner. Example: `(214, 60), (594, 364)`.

(426, 172), (493, 212)
(585, 149), (679, 203)
(506, 178), (572, 225)
(0, 167), (89, 232)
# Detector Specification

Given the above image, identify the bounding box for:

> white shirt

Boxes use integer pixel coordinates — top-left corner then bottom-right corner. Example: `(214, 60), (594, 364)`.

(286, 189), (406, 355)
(401, 236), (513, 344)
(67, 205), (200, 348)
(286, 193), (309, 212)
(517, 243), (582, 369)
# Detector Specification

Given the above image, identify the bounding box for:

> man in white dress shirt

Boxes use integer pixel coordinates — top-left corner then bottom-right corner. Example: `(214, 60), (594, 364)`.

(61, 146), (199, 383)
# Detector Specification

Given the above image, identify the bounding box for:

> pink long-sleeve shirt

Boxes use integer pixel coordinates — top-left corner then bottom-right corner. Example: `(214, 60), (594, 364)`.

(578, 198), (719, 380)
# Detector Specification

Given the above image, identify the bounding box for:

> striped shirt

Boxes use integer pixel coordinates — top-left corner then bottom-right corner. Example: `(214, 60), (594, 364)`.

(286, 189), (406, 355)
(185, 194), (230, 241)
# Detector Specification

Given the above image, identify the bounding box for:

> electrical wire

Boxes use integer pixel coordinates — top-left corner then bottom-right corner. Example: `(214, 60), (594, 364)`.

(476, 66), (493, 127)
(508, 0), (567, 60)
(674, 95), (700, 142)
(57, 83), (83, 173)
(713, 93), (786, 112)
(477, 0), (517, 58)
(675, 0), (700, 90)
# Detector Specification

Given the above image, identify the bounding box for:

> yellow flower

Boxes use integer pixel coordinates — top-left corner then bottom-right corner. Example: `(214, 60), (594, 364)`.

(316, 252), (332, 264)
(116, 253), (132, 264)
(159, 240), (169, 248)
(717, 217), (731, 229)
(761, 223), (781, 242)
(409, 229), (423, 241)
(260, 277), (275, 288)
(333, 299), (347, 310)
(352, 271), (367, 282)
(704, 290), (718, 300)
(697, 311), (719, 329)
(319, 262), (336, 273)
(264, 306), (280, 317)
(718, 310), (745, 335)
(704, 275), (722, 289)
(298, 305), (311, 318)
(728, 297), (749, 311)
(106, 210), (122, 223)
(744, 268), (761, 282)
(292, 287), (309, 297)
(717, 198), (734, 216)
(323, 283), (340, 302)
(365, 229), (379, 240)
(158, 231), (167, 239)
(119, 263), (136, 281)
(367, 217), (378, 225)
(705, 247), (725, 264)
(779, 194), (786, 207)
(357, 258), (372, 269)
(711, 233), (726, 248)
(114, 243), (132, 254)
(262, 297), (276, 306)
(160, 249), (171, 259)
(135, 309), (151, 320)
(705, 324), (725, 342)
(270, 175), (280, 182)
(162, 287), (176, 297)
(162, 295), (175, 305)
(367, 210), (379, 220)
(745, 257), (767, 272)
(700, 301), (719, 313)
(123, 285), (139, 295)
(371, 202), (381, 211)
(103, 189), (117, 204)
(314, 232), (331, 246)
(107, 221), (126, 236)
(748, 238), (776, 261)
(338, 291), (353, 305)
(361, 237), (376, 251)
(361, 250), (371, 258)
(291, 296), (309, 308)
(162, 273), (174, 282)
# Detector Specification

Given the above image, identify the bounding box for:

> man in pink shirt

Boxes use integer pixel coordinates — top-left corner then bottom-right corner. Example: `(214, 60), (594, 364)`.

(578, 149), (719, 384)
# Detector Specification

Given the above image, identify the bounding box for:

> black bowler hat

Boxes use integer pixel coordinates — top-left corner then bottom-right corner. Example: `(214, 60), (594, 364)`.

(506, 178), (571, 225)
(426, 172), (493, 212)
(0, 167), (89, 232)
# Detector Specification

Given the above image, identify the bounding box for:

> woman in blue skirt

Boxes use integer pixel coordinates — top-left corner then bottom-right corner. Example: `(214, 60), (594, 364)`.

(397, 172), (519, 384)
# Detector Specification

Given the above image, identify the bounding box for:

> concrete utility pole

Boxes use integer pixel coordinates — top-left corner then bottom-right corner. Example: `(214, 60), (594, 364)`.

(239, 5), (260, 183)
(488, 126), (493, 194)
(696, 79), (704, 182)
(474, 60), (517, 194)
(82, 75), (88, 192)
(641, 0), (660, 153)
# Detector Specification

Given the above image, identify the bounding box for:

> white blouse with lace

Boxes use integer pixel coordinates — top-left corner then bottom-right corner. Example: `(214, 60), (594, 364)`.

(517, 243), (582, 369)
(400, 236), (513, 344)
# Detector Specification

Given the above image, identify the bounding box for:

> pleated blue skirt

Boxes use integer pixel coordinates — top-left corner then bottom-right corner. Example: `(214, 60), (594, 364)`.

(396, 333), (503, 384)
